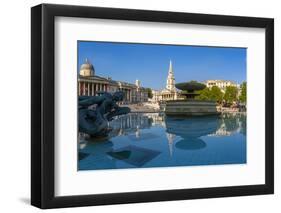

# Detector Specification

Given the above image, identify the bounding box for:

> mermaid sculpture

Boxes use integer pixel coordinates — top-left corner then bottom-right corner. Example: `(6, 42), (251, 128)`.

(79, 91), (130, 137)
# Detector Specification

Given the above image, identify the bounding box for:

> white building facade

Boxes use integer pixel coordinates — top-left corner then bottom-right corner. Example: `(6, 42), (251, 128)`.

(78, 59), (148, 103)
(205, 80), (240, 93)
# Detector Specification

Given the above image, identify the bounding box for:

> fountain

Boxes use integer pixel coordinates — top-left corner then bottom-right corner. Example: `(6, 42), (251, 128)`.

(165, 81), (219, 116)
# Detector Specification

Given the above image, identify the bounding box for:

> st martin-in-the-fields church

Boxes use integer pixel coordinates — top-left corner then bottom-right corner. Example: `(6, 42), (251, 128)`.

(152, 60), (184, 102)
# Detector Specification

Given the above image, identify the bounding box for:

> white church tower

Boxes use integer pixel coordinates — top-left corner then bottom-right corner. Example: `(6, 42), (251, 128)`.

(166, 60), (176, 92)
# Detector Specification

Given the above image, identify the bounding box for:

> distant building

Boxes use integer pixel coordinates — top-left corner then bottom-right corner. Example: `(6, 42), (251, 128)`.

(151, 90), (162, 102)
(152, 60), (184, 102)
(78, 58), (148, 103)
(161, 60), (179, 100)
(205, 80), (240, 93)
(150, 63), (242, 103)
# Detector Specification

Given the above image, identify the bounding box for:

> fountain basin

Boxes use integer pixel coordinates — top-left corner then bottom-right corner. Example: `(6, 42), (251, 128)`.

(165, 100), (219, 116)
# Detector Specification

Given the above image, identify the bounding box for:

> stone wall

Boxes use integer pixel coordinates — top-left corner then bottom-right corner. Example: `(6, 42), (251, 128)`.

(165, 100), (218, 116)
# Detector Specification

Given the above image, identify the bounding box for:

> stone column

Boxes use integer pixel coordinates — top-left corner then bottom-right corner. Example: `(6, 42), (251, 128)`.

(87, 83), (90, 96)
(124, 89), (126, 101)
(126, 89), (128, 102)
(92, 84), (94, 96)
(96, 84), (99, 94)
(127, 89), (130, 102)
(83, 82), (86, 95)
(78, 82), (81, 96)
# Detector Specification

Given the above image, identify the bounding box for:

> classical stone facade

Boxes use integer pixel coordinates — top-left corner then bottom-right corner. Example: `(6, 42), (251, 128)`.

(78, 59), (148, 103)
(205, 80), (240, 92)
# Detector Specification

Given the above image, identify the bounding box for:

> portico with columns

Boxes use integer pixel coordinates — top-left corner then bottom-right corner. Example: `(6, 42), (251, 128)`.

(78, 58), (148, 103)
(78, 78), (109, 96)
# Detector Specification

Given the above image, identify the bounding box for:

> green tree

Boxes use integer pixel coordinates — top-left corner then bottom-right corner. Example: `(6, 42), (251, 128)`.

(196, 88), (211, 100)
(224, 86), (238, 104)
(145, 88), (153, 99)
(196, 86), (223, 103)
(210, 86), (223, 103)
(239, 82), (247, 103)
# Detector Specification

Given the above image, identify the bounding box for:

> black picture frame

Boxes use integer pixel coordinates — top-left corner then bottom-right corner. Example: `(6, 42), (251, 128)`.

(31, 3), (274, 209)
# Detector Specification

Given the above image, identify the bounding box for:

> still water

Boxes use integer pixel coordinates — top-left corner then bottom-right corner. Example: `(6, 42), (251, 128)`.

(78, 113), (246, 170)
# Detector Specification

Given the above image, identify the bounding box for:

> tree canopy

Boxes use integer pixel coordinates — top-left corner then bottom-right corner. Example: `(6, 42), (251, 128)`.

(145, 88), (153, 99)
(239, 82), (246, 103)
(196, 86), (223, 102)
(196, 88), (211, 101)
(196, 84), (242, 105)
(210, 86), (224, 103)
(224, 86), (238, 104)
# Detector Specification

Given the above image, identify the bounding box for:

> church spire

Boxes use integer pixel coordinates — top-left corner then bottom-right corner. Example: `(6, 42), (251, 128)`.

(166, 60), (176, 91)
(169, 59), (173, 74)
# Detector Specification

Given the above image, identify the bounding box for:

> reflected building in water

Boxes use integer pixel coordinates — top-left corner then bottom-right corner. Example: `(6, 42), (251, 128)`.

(108, 113), (153, 137)
(106, 113), (246, 155)
(208, 113), (246, 137)
(80, 113), (245, 146)
(79, 112), (246, 170)
(145, 113), (166, 127)
(166, 133), (176, 157)
(104, 113), (246, 153)
(108, 113), (166, 136)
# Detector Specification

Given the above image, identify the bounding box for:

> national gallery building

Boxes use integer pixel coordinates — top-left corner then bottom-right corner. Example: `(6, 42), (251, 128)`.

(78, 59), (148, 103)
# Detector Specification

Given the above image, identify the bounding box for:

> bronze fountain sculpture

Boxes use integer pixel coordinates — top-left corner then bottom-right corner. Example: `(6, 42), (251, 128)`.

(79, 91), (130, 137)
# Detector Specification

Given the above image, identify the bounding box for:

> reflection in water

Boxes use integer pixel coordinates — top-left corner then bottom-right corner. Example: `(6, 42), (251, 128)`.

(166, 133), (175, 157)
(165, 116), (219, 151)
(210, 113), (246, 137)
(79, 113), (246, 170)
(108, 113), (154, 137)
(107, 145), (161, 167)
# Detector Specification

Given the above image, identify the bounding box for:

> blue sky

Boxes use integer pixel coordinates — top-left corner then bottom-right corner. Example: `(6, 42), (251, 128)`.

(78, 41), (246, 90)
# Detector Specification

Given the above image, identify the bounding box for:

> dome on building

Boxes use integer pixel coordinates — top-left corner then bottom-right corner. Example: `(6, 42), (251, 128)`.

(79, 58), (95, 77)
